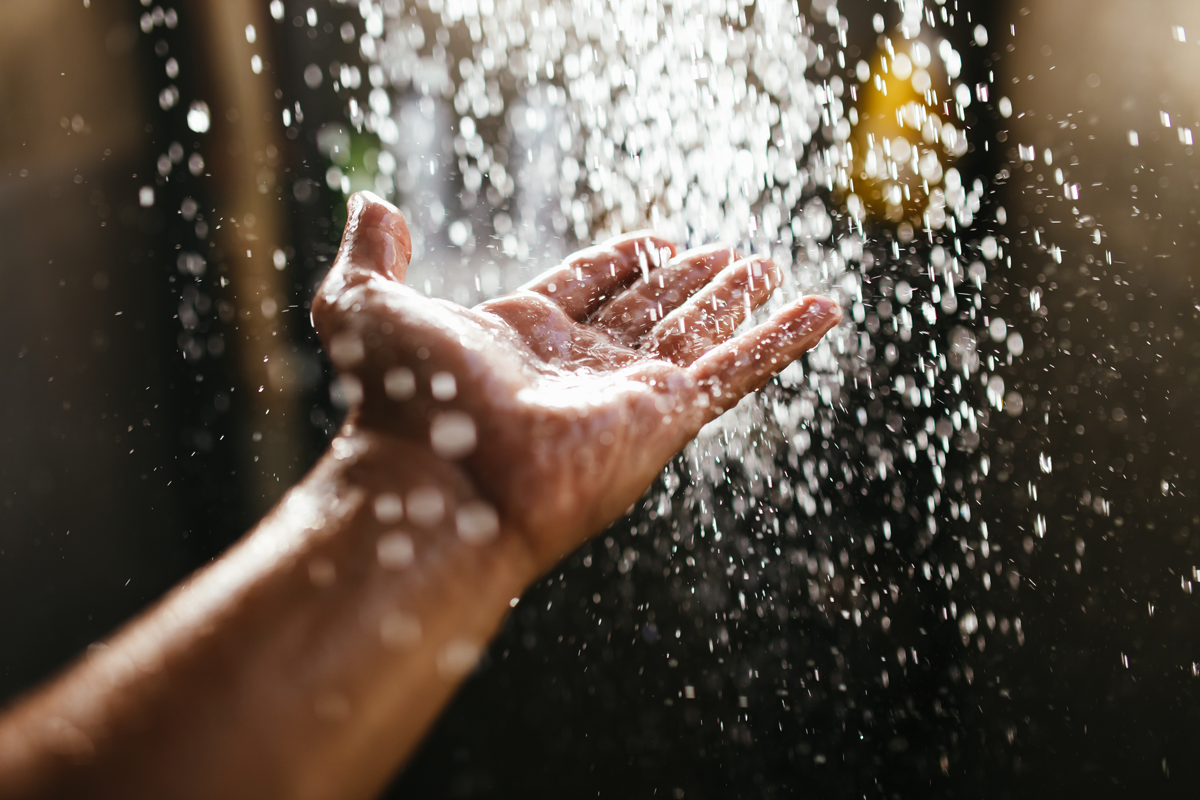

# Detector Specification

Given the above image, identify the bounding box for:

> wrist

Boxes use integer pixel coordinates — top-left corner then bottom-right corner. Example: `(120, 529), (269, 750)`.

(4, 428), (544, 799)
(309, 426), (540, 604)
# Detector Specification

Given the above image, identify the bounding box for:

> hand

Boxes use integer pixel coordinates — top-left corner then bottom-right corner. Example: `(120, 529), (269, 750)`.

(0, 192), (840, 800)
(312, 193), (840, 576)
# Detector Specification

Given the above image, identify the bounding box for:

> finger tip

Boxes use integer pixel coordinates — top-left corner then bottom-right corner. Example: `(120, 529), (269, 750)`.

(347, 191), (395, 227)
(347, 191), (400, 228)
(804, 295), (842, 328)
(340, 193), (412, 279)
(384, 211), (413, 266)
(774, 295), (841, 340)
(355, 189), (398, 211)
(820, 295), (843, 324)
(614, 230), (679, 256)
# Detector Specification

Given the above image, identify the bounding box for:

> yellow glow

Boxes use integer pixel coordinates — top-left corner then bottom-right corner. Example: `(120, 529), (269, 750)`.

(847, 43), (962, 231)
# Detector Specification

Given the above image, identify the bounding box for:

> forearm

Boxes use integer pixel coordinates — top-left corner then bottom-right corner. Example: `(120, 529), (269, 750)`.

(0, 431), (535, 800)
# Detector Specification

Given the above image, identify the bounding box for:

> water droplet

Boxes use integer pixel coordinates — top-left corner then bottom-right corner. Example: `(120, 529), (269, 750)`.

(430, 372), (457, 400)
(437, 639), (482, 678)
(406, 486), (445, 527)
(330, 376), (363, 409)
(380, 611), (422, 649)
(1004, 391), (1024, 417)
(385, 367), (416, 401)
(373, 493), (403, 524)
(304, 64), (323, 89)
(329, 333), (365, 367)
(430, 411), (476, 459)
(330, 436), (360, 461)
(1007, 332), (1024, 357)
(377, 532), (415, 569)
(186, 101), (211, 134)
(456, 500), (500, 545)
(989, 317), (1007, 342)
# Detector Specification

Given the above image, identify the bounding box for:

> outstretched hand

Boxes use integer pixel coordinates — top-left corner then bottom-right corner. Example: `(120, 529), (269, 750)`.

(313, 192), (840, 575)
(0, 192), (841, 800)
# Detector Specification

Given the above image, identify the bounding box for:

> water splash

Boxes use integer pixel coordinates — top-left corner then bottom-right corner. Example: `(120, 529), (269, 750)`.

(345, 0), (1042, 784)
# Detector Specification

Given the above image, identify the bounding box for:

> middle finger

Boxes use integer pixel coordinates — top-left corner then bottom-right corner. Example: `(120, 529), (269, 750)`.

(590, 244), (740, 346)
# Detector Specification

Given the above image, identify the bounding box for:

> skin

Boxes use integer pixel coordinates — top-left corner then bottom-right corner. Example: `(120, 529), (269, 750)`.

(0, 192), (840, 800)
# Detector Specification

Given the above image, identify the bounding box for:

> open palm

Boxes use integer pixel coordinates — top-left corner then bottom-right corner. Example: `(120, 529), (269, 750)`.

(313, 193), (840, 573)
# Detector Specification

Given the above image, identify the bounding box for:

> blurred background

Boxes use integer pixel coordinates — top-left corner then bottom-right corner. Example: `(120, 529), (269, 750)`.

(2, 0), (1200, 797)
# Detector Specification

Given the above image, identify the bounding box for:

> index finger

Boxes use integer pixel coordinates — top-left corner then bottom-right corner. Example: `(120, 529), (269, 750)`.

(688, 296), (841, 423)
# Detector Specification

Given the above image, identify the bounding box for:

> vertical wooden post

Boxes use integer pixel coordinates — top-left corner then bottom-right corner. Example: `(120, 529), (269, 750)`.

(186, 0), (303, 514)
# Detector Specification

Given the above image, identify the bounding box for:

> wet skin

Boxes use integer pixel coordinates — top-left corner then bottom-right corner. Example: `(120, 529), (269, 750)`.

(316, 192), (842, 576)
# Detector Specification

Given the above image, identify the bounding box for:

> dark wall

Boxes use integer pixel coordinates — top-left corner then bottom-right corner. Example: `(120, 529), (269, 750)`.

(0, 0), (209, 702)
(0, 0), (343, 703)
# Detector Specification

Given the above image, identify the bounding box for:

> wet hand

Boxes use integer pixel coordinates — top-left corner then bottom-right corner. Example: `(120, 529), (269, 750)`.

(312, 192), (841, 576)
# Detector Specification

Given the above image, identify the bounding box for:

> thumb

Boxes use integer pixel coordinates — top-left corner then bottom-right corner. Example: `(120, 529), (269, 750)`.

(312, 192), (413, 345)
(335, 191), (413, 283)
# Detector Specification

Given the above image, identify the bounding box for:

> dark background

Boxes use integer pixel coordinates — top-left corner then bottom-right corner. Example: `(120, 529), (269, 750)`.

(2, 1), (1200, 797)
